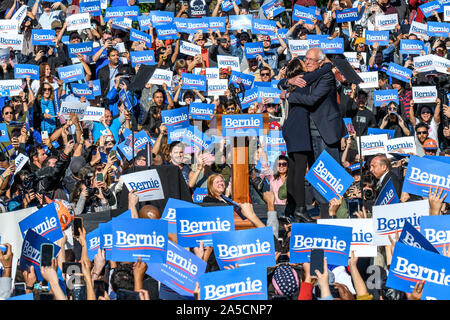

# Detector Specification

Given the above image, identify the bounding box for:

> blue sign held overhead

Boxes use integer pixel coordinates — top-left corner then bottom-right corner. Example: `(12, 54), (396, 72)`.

(222, 114), (263, 137)
(181, 73), (207, 91)
(244, 42), (264, 60)
(161, 106), (190, 131)
(420, 215), (450, 254)
(336, 8), (361, 23)
(32, 29), (55, 46)
(365, 30), (390, 46)
(68, 41), (94, 58)
(129, 50), (156, 67)
(14, 64), (39, 80)
(373, 89), (399, 107)
(189, 103), (215, 121)
(57, 64), (85, 83)
(161, 198), (200, 234)
(386, 62), (413, 83)
(399, 221), (440, 254)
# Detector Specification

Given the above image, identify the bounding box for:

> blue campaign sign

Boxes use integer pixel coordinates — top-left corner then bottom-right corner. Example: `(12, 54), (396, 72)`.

(374, 178), (400, 206)
(193, 188), (208, 203)
(399, 221), (440, 254)
(129, 50), (156, 67)
(86, 228), (101, 261)
(320, 37), (344, 54)
(117, 129), (152, 161)
(181, 73), (207, 91)
(57, 64), (85, 83)
(239, 87), (258, 110)
(367, 127), (395, 139)
(183, 126), (212, 151)
(105, 6), (139, 21)
(306, 34), (329, 48)
(79, 0), (101, 17)
(261, 0), (285, 17)
(161, 106), (189, 131)
(400, 40), (425, 55)
(229, 70), (255, 89)
(365, 30), (389, 46)
(146, 240), (207, 297)
(244, 42), (264, 60)
(161, 198), (200, 234)
(67, 41), (94, 58)
(222, 114), (263, 137)
(31, 29), (55, 46)
(386, 62), (413, 83)
(265, 130), (287, 153)
(427, 21), (450, 37)
(91, 79), (101, 97)
(207, 17), (226, 32)
(289, 223), (353, 266)
(155, 24), (178, 41)
(229, 14), (253, 31)
(111, 218), (168, 263)
(130, 28), (152, 46)
(403, 156), (450, 203)
(119, 88), (133, 111)
(257, 87), (281, 104)
(252, 18), (277, 36)
(221, 0), (241, 12)
(18, 203), (63, 243)
(420, 215), (450, 254)
(419, 0), (443, 18)
(99, 221), (113, 260)
(212, 227), (276, 269)
(343, 117), (353, 138)
(200, 264), (267, 300)
(373, 89), (399, 107)
(71, 83), (94, 100)
(423, 155), (450, 164)
(176, 206), (235, 247)
(0, 123), (9, 143)
(189, 102), (215, 121)
(186, 19), (210, 34)
(19, 229), (60, 281)
(305, 150), (354, 202)
(7, 293), (34, 300)
(174, 17), (188, 33)
(292, 5), (316, 24)
(149, 10), (174, 26)
(14, 64), (39, 80)
(336, 8), (360, 23)
(137, 14), (153, 31)
(421, 281), (450, 300)
(386, 243), (450, 294)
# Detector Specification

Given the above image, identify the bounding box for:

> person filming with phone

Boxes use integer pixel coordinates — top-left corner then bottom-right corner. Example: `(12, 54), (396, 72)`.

(378, 102), (411, 138)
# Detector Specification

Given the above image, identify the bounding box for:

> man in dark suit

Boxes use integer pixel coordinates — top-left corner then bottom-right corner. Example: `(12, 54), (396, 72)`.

(97, 48), (132, 100)
(369, 154), (402, 197)
(285, 48), (347, 220)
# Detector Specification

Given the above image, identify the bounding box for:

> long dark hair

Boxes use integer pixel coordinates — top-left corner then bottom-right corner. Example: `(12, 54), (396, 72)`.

(286, 58), (304, 92)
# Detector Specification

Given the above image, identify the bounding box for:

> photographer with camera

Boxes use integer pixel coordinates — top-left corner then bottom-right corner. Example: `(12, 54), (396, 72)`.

(378, 102), (411, 138)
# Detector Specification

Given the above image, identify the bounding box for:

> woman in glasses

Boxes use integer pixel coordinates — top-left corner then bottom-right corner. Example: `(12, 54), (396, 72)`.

(378, 101), (411, 138)
(258, 155), (289, 205)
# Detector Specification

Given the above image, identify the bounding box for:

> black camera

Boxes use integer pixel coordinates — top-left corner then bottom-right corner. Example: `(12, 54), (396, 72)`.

(363, 188), (375, 201)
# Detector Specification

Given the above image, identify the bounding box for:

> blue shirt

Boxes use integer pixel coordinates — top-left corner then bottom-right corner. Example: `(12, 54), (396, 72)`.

(92, 117), (121, 143)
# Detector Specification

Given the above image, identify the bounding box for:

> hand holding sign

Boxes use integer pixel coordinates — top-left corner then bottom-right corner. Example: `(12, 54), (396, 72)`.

(428, 186), (447, 215)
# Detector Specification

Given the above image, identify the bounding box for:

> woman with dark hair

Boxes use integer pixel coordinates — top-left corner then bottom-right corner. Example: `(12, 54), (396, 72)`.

(259, 155), (289, 205)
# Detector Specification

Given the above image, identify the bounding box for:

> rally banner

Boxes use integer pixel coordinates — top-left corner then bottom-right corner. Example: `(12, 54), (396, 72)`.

(130, 28), (152, 46)
(68, 41), (94, 58)
(373, 89), (399, 107)
(357, 71), (379, 89)
(399, 40), (425, 55)
(385, 136), (416, 155)
(399, 221), (440, 254)
(0, 19), (19, 33)
(305, 150), (353, 202)
(104, 6), (139, 21)
(412, 86), (438, 103)
(146, 240), (207, 297)
(181, 73), (207, 91)
(212, 227), (276, 269)
(32, 29), (55, 46)
(18, 203), (64, 243)
(228, 15), (252, 31)
(357, 133), (388, 156)
(244, 42), (264, 60)
(200, 264), (267, 300)
(374, 178), (400, 206)
(427, 21), (450, 37)
(217, 55), (240, 71)
(386, 243), (450, 298)
(149, 10), (174, 26)
(189, 102), (215, 121)
(207, 17), (226, 32)
(364, 30), (389, 46)
(183, 126), (212, 151)
(409, 21), (429, 40)
(264, 130), (287, 153)
(148, 68), (173, 87)
(71, 83), (94, 100)
(229, 70), (255, 89)
(66, 13), (91, 31)
(176, 206), (235, 247)
(130, 50), (156, 67)
(59, 100), (89, 119)
(317, 218), (376, 257)
(261, 0), (285, 17)
(320, 37), (344, 54)
(222, 114), (263, 137)
(155, 24), (178, 41)
(386, 62), (413, 83)
(57, 64), (85, 83)
(252, 18), (277, 36)
(419, 0), (443, 18)
(121, 169), (165, 202)
(86, 228), (101, 261)
(19, 229), (60, 281)
(336, 8), (360, 23)
(420, 215), (450, 254)
(111, 218), (168, 263)
(240, 87), (259, 110)
(288, 40), (309, 56)
(193, 188), (208, 203)
(14, 64), (39, 80)
(290, 223), (353, 265)
(161, 198), (200, 234)
(372, 199), (429, 245)
(79, 1), (101, 17)
(375, 13), (398, 31)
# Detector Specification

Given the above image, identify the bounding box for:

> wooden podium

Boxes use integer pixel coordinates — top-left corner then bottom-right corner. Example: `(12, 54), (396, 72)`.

(212, 113), (269, 230)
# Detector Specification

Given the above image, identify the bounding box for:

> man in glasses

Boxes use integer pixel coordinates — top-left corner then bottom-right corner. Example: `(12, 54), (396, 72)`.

(414, 123), (430, 157)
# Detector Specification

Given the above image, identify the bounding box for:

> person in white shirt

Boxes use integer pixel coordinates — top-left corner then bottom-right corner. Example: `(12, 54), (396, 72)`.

(33, 0), (66, 30)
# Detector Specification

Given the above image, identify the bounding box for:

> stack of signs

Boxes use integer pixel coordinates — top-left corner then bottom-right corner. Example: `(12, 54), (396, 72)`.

(305, 150), (353, 202)
(317, 219), (377, 257)
(121, 169), (165, 202)
(289, 223), (353, 265)
(146, 241), (207, 297)
(200, 264), (267, 300)
(403, 155), (450, 201)
(176, 206), (235, 247)
(212, 227), (276, 269)
(371, 199), (429, 246)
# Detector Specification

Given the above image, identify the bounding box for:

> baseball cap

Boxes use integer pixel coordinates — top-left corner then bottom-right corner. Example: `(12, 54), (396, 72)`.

(354, 37), (365, 45)
(423, 138), (438, 150)
(420, 106), (432, 114)
(51, 21), (62, 30)
(269, 121), (281, 130)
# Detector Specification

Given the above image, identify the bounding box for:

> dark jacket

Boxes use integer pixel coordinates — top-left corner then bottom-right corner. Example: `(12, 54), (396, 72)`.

(377, 170), (402, 199)
(98, 63), (132, 99)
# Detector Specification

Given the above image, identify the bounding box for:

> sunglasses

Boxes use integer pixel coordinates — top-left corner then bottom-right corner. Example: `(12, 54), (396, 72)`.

(3, 111), (13, 115)
(278, 162), (288, 167)
(421, 111), (431, 114)
(43, 88), (52, 92)
(416, 131), (428, 135)
(261, 73), (270, 76)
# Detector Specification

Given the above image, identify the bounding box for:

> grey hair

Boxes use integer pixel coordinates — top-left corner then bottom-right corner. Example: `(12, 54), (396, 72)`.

(307, 47), (326, 62)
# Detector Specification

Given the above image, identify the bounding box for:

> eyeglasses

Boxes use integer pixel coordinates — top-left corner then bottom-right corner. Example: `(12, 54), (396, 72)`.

(3, 111), (13, 115)
(304, 57), (319, 62)
(261, 73), (270, 76)
(43, 88), (52, 92)
(278, 162), (288, 167)
(416, 131), (428, 135)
